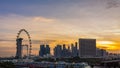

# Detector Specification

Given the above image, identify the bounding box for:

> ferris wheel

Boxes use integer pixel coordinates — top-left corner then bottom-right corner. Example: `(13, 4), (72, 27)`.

(16, 29), (32, 58)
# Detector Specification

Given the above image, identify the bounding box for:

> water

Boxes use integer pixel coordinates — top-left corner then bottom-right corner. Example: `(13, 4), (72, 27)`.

(85, 66), (103, 68)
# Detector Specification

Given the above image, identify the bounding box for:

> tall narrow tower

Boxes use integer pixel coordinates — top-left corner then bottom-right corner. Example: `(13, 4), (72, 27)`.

(16, 38), (23, 59)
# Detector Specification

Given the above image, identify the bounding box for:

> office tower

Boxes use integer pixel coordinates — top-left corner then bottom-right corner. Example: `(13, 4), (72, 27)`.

(75, 42), (78, 50)
(16, 38), (23, 59)
(54, 45), (62, 58)
(79, 38), (96, 57)
(39, 44), (51, 57)
(46, 45), (50, 55)
(68, 46), (70, 51)
(71, 42), (78, 57)
(39, 45), (46, 57)
(54, 44), (72, 58)
(96, 48), (108, 57)
(66, 46), (72, 57)
(74, 42), (78, 57)
(62, 44), (71, 57)
(71, 43), (74, 57)
(62, 44), (67, 57)
(68, 46), (71, 55)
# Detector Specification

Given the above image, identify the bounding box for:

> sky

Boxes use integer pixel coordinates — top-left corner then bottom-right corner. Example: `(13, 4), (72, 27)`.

(0, 0), (120, 57)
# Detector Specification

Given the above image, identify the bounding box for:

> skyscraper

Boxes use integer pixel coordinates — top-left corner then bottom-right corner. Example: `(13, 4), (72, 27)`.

(96, 48), (108, 57)
(54, 45), (62, 58)
(75, 42), (79, 56)
(71, 42), (78, 57)
(54, 44), (72, 58)
(46, 45), (50, 55)
(79, 38), (96, 57)
(39, 44), (50, 57)
(16, 38), (23, 59)
(39, 45), (46, 57)
(62, 44), (67, 57)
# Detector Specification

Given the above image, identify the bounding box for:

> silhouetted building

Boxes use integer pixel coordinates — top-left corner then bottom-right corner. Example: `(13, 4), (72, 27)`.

(62, 44), (66, 57)
(39, 45), (46, 57)
(46, 45), (50, 55)
(16, 38), (23, 59)
(79, 38), (96, 57)
(96, 48), (108, 57)
(39, 44), (50, 57)
(67, 46), (71, 57)
(61, 44), (71, 57)
(54, 45), (62, 58)
(71, 42), (78, 57)
(54, 44), (72, 58)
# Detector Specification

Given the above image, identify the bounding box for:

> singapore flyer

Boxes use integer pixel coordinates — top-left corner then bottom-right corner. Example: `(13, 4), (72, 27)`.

(16, 29), (32, 59)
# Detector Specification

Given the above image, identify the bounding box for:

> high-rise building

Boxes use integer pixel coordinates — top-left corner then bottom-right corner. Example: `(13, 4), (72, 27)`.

(79, 38), (96, 57)
(62, 44), (71, 57)
(16, 38), (23, 59)
(71, 42), (78, 57)
(67, 46), (71, 57)
(46, 45), (50, 55)
(71, 43), (74, 56)
(62, 44), (67, 57)
(39, 45), (46, 57)
(54, 44), (72, 58)
(39, 44), (51, 57)
(75, 42), (79, 56)
(54, 45), (62, 58)
(96, 48), (108, 57)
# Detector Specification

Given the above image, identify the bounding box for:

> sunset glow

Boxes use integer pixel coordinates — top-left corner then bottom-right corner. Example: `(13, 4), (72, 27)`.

(97, 41), (116, 45)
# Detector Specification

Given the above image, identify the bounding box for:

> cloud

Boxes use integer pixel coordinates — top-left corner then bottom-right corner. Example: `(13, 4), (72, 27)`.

(0, 39), (14, 42)
(32, 39), (57, 44)
(106, 0), (120, 8)
(97, 41), (116, 45)
(0, 14), (58, 36)
(32, 16), (56, 23)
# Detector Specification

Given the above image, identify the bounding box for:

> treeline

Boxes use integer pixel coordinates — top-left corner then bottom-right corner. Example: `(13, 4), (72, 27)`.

(0, 62), (15, 68)
(35, 57), (103, 65)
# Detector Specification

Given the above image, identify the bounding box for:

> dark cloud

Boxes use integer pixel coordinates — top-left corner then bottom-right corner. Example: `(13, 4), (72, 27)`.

(106, 0), (120, 8)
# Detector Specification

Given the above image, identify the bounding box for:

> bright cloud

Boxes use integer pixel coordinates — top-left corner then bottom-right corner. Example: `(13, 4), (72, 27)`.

(97, 41), (116, 45)
(32, 16), (56, 22)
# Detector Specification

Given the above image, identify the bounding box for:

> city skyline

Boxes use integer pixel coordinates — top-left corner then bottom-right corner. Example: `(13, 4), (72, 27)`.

(0, 0), (120, 57)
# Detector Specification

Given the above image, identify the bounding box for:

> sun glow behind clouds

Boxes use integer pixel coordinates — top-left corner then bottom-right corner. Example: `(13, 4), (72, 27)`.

(97, 41), (116, 45)
(97, 41), (119, 51)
